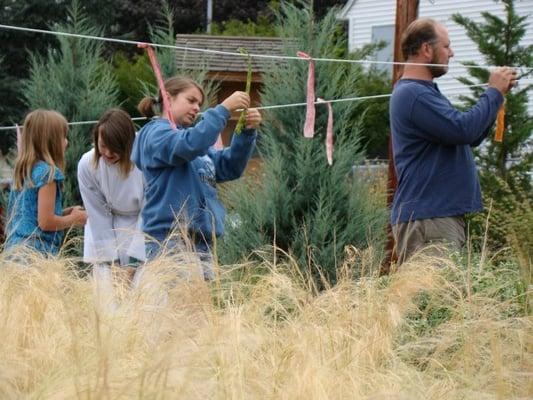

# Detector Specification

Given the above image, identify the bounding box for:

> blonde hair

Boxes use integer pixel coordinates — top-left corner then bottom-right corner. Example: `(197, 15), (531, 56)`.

(93, 108), (135, 178)
(137, 76), (204, 118)
(13, 109), (68, 191)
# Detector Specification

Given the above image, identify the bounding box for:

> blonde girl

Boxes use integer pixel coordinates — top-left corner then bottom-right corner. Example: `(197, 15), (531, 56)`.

(5, 109), (87, 255)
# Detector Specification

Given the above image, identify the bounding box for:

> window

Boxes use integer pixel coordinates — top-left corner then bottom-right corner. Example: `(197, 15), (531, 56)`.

(371, 25), (394, 77)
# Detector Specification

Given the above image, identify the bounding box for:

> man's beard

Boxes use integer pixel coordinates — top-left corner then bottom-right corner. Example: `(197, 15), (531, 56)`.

(429, 52), (448, 78)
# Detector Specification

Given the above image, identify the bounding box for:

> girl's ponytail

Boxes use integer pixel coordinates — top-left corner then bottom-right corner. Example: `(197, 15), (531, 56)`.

(137, 77), (205, 119)
(137, 96), (158, 118)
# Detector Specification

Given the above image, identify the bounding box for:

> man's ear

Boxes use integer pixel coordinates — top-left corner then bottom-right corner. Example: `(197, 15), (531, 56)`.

(420, 42), (434, 60)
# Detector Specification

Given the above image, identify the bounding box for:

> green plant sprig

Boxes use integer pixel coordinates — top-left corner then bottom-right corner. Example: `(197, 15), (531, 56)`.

(234, 48), (252, 134)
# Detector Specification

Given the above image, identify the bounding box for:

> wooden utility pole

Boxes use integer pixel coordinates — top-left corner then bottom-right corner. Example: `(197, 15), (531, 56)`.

(382, 0), (420, 274)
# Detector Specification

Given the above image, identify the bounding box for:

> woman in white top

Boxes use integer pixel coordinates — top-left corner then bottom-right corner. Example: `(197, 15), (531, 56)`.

(77, 108), (145, 310)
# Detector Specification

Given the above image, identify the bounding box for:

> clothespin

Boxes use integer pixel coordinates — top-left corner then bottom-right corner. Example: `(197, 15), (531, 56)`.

(138, 43), (176, 130)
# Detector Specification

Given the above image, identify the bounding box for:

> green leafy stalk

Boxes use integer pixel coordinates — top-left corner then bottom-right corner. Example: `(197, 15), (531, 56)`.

(234, 48), (252, 134)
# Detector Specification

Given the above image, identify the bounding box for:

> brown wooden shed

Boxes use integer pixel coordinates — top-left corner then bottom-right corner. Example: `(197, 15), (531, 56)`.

(174, 35), (285, 147)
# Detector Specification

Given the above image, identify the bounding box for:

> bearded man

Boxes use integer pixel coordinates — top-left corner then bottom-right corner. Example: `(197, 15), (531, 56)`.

(389, 18), (517, 265)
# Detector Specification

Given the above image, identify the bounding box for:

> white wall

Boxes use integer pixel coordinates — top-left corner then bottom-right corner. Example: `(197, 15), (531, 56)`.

(344, 0), (533, 113)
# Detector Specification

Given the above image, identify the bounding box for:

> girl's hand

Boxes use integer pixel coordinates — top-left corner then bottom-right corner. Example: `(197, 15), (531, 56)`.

(221, 91), (250, 113)
(70, 207), (88, 226)
(245, 108), (262, 130)
(39, 184), (87, 231)
(63, 205), (83, 216)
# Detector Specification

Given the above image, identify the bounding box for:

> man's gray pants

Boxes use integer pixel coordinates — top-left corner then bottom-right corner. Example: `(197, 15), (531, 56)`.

(392, 216), (466, 266)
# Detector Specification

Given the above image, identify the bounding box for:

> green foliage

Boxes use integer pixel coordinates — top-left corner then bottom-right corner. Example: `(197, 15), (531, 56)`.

(317, 17), (392, 159)
(0, 59), (19, 155)
(113, 52), (155, 117)
(211, 16), (277, 37)
(349, 66), (391, 159)
(405, 253), (528, 342)
(219, 2), (387, 287)
(21, 1), (119, 207)
(452, 0), (532, 256)
(0, 0), (68, 153)
(140, 0), (219, 109)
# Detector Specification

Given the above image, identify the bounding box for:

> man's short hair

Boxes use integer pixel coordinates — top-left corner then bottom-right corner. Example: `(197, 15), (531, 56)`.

(401, 18), (439, 60)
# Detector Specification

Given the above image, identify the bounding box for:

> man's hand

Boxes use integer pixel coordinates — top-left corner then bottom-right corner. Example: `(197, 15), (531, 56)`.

(489, 67), (518, 95)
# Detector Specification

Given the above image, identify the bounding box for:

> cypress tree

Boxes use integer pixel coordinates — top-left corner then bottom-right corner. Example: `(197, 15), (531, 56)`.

(219, 2), (387, 286)
(22, 0), (119, 207)
(141, 0), (219, 110)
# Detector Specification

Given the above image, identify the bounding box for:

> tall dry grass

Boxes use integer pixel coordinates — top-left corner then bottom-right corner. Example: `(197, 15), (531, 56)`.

(0, 246), (531, 399)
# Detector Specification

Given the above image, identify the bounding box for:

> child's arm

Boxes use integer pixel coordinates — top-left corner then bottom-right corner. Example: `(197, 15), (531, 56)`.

(211, 108), (261, 182)
(38, 182), (87, 231)
(141, 92), (251, 168)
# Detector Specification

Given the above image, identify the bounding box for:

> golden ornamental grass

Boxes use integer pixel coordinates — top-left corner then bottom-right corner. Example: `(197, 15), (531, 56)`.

(0, 247), (531, 399)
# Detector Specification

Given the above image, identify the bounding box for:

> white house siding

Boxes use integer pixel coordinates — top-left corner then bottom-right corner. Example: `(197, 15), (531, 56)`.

(343, 0), (533, 115)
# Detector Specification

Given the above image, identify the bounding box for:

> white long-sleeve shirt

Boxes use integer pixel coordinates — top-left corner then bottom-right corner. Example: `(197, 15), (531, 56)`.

(78, 149), (145, 265)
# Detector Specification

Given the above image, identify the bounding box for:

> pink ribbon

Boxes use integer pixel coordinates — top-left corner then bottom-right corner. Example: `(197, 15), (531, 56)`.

(16, 123), (22, 153)
(138, 43), (176, 130)
(317, 98), (334, 165)
(297, 51), (315, 138)
(214, 133), (224, 150)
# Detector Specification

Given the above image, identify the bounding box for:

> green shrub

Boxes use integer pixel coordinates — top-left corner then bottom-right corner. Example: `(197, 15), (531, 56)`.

(219, 2), (387, 287)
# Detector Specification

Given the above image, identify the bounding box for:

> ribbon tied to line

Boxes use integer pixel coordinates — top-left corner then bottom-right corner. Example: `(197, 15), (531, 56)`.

(138, 43), (176, 130)
(317, 98), (334, 165)
(297, 51), (316, 138)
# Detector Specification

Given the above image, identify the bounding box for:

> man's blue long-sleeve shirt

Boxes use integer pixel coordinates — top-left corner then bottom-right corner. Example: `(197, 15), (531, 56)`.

(390, 79), (503, 224)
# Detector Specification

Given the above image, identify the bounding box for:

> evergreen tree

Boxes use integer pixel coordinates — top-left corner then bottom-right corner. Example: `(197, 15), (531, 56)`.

(452, 0), (532, 254)
(22, 0), (119, 207)
(141, 0), (219, 112)
(219, 2), (387, 286)
(0, 0), (69, 151)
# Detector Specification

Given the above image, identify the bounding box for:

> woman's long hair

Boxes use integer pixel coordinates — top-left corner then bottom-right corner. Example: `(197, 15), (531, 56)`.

(93, 108), (136, 178)
(13, 109), (68, 191)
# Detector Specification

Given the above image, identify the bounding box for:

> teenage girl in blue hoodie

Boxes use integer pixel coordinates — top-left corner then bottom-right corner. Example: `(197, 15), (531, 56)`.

(132, 77), (261, 280)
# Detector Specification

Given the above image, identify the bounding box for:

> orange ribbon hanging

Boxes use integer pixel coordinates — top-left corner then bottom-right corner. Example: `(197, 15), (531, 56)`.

(494, 101), (505, 143)
(138, 43), (176, 130)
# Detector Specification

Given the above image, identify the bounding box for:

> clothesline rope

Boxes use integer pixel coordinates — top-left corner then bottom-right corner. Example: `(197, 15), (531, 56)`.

(0, 117), (149, 131)
(0, 23), (531, 72)
(0, 84), (492, 131)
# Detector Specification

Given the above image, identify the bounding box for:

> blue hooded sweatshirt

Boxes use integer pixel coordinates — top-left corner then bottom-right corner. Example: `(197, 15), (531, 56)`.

(132, 104), (257, 243)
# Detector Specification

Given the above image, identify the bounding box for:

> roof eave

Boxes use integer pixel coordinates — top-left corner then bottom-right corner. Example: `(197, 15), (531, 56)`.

(338, 0), (357, 20)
